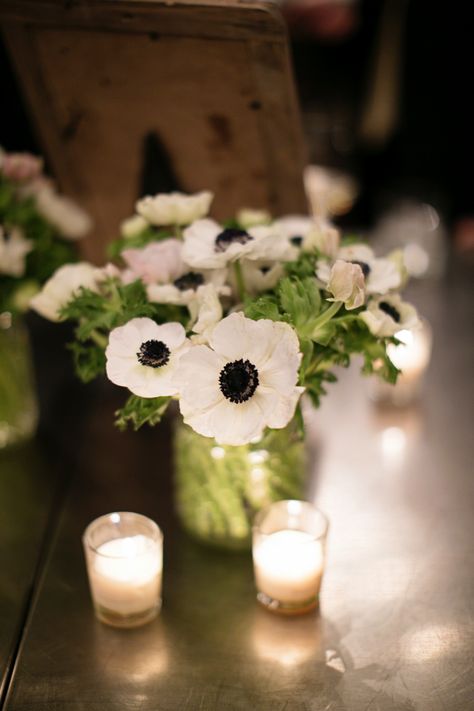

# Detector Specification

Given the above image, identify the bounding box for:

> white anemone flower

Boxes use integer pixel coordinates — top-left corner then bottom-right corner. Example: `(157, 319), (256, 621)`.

(273, 215), (312, 251)
(236, 208), (271, 229)
(316, 243), (401, 295)
(273, 215), (340, 257)
(146, 267), (229, 307)
(106, 318), (189, 398)
(34, 185), (92, 240)
(304, 220), (340, 257)
(136, 191), (213, 226)
(327, 260), (365, 310)
(236, 260), (284, 295)
(120, 214), (149, 238)
(30, 262), (99, 321)
(360, 295), (419, 337)
(122, 239), (184, 285)
(182, 219), (294, 270)
(0, 226), (33, 277)
(174, 312), (304, 446)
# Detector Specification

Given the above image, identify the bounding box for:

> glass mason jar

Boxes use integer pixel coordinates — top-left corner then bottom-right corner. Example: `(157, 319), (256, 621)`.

(0, 312), (38, 449)
(173, 419), (306, 550)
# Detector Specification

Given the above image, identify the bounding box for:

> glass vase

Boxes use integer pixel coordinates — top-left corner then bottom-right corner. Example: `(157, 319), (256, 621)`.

(0, 312), (38, 449)
(173, 419), (306, 550)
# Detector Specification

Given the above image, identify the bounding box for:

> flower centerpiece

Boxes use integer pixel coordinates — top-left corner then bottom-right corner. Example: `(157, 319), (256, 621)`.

(0, 147), (91, 447)
(31, 190), (418, 548)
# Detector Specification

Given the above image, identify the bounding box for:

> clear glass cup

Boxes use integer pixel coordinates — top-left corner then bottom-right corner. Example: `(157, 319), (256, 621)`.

(0, 312), (38, 449)
(252, 500), (329, 615)
(83, 512), (163, 628)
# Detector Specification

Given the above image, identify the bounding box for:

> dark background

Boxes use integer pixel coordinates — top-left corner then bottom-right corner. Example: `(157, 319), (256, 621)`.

(1, 0), (472, 232)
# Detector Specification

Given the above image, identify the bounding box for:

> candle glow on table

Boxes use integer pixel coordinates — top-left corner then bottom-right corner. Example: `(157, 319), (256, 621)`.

(83, 512), (163, 628)
(252, 500), (328, 615)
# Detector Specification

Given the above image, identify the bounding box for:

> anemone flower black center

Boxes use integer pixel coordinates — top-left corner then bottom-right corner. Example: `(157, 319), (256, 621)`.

(137, 340), (170, 368)
(290, 235), (303, 247)
(215, 228), (253, 253)
(173, 272), (205, 291)
(350, 260), (371, 278)
(219, 359), (259, 403)
(379, 301), (401, 323)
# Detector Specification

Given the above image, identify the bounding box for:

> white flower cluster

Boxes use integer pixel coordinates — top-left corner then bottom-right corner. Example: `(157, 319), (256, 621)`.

(31, 190), (419, 445)
(1, 148), (92, 310)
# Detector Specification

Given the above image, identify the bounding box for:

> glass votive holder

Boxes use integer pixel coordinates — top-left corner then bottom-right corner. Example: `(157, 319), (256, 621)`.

(368, 319), (433, 407)
(252, 500), (329, 616)
(83, 512), (163, 628)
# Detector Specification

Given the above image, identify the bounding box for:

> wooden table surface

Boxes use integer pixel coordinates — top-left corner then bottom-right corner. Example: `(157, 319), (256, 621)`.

(0, 259), (473, 710)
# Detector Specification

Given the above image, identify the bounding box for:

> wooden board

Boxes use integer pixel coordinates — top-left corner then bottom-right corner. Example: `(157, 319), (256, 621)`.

(0, 0), (306, 262)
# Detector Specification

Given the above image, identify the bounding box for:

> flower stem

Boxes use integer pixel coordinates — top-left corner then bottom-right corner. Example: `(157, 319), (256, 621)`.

(174, 224), (183, 239)
(311, 301), (342, 338)
(89, 329), (108, 349)
(233, 261), (246, 303)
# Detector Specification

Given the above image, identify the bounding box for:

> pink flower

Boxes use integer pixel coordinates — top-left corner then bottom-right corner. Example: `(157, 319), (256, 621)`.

(1, 152), (43, 182)
(121, 239), (184, 285)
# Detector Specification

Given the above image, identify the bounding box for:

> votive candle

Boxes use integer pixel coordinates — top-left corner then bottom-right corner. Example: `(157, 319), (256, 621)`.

(83, 512), (163, 628)
(253, 500), (328, 615)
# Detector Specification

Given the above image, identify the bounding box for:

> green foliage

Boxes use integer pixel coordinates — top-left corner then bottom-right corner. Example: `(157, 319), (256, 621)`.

(284, 251), (319, 279)
(115, 395), (171, 431)
(0, 176), (77, 313)
(245, 267), (400, 401)
(68, 340), (106, 383)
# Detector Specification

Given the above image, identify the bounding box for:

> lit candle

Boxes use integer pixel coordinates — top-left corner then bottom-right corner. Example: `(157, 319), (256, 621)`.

(254, 530), (324, 603)
(83, 512), (163, 628)
(387, 324), (432, 384)
(369, 320), (432, 406)
(252, 500), (328, 615)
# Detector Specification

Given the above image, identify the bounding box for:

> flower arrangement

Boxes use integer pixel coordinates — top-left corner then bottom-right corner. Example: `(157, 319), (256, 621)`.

(31, 190), (418, 447)
(0, 147), (92, 315)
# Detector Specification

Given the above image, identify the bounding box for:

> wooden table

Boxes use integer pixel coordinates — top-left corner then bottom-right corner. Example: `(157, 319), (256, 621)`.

(1, 259), (473, 710)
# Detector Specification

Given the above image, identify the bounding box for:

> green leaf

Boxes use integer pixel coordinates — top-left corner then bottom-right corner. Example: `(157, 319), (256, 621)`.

(311, 320), (336, 346)
(115, 395), (171, 431)
(278, 276), (322, 336)
(244, 294), (283, 322)
(284, 252), (318, 279)
(68, 341), (106, 383)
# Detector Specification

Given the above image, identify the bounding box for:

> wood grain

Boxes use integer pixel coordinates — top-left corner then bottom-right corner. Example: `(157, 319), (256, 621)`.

(1, 0), (306, 262)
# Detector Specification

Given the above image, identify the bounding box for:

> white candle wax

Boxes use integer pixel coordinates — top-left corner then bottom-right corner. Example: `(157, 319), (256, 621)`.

(89, 534), (162, 616)
(253, 529), (324, 604)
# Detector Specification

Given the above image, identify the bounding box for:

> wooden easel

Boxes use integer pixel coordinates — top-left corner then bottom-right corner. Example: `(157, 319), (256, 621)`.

(1, 0), (306, 261)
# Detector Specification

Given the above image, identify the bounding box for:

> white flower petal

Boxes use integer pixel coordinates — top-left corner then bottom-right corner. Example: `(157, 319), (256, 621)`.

(303, 220), (340, 257)
(176, 313), (303, 444)
(120, 214), (148, 238)
(265, 387), (305, 429)
(30, 262), (99, 321)
(105, 318), (188, 397)
(35, 186), (92, 240)
(338, 243), (374, 263)
(0, 226), (33, 277)
(327, 260), (366, 310)
(359, 295), (419, 337)
(136, 191), (213, 226)
(182, 219), (227, 269)
(366, 258), (401, 294)
(237, 208), (271, 229)
(122, 239), (183, 285)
